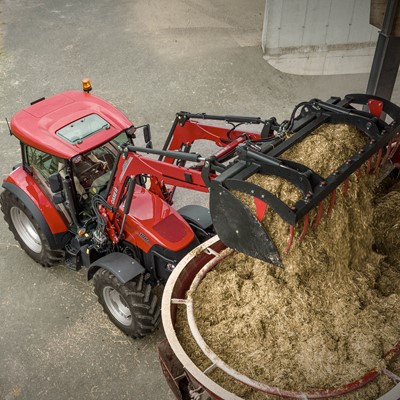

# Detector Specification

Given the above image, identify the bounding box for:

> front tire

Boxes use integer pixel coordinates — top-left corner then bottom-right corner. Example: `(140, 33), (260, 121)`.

(93, 269), (161, 339)
(0, 190), (63, 267)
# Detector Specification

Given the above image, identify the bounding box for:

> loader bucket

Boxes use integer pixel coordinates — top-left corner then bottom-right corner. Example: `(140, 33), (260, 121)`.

(207, 94), (400, 263)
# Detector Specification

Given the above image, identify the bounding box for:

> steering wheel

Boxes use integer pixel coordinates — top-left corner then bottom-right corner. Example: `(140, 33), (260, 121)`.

(79, 161), (105, 176)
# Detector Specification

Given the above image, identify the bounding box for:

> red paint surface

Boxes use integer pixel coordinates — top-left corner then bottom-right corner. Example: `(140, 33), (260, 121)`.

(368, 99), (384, 118)
(10, 91), (132, 159)
(4, 167), (68, 234)
(121, 185), (195, 252)
(254, 197), (268, 221)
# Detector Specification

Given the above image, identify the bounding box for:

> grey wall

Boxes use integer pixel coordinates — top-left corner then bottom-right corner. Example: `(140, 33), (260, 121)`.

(262, 0), (379, 75)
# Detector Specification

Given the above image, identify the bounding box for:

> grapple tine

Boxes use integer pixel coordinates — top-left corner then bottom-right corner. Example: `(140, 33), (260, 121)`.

(383, 139), (392, 163)
(313, 202), (324, 229)
(209, 184), (282, 265)
(373, 148), (383, 173)
(366, 157), (373, 174)
(327, 189), (336, 216)
(343, 177), (349, 196)
(390, 136), (400, 159)
(284, 225), (295, 255)
(299, 213), (309, 243)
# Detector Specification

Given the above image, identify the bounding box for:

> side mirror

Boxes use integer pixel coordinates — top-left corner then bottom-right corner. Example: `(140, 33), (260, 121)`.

(126, 125), (136, 139)
(49, 172), (63, 193)
(143, 125), (152, 148)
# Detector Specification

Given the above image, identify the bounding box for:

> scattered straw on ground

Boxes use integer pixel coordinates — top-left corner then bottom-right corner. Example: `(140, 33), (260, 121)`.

(175, 123), (400, 399)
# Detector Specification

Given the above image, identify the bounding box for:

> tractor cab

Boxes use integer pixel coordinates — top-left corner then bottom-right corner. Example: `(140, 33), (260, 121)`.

(9, 85), (135, 222)
(68, 132), (125, 195)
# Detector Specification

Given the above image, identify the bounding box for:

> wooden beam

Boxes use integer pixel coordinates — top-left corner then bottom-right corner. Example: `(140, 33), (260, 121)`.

(371, 0), (400, 36)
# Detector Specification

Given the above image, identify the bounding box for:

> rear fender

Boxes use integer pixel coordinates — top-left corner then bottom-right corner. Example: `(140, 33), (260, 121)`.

(2, 172), (71, 250)
(87, 252), (145, 284)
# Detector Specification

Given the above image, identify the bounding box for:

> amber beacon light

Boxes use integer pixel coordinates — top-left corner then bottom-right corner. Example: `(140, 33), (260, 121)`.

(82, 78), (92, 93)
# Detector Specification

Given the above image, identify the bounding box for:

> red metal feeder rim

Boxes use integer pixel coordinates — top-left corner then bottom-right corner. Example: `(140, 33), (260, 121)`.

(177, 246), (400, 399)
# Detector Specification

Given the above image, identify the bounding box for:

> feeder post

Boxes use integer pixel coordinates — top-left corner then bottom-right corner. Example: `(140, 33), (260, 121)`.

(367, 0), (400, 100)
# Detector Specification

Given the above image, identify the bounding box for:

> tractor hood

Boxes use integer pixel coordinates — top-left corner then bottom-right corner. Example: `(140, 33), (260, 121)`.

(121, 185), (196, 254)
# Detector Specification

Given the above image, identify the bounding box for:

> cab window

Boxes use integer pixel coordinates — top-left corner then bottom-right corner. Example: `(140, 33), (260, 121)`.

(70, 132), (128, 199)
(110, 131), (129, 148)
(56, 114), (110, 144)
(25, 146), (64, 182)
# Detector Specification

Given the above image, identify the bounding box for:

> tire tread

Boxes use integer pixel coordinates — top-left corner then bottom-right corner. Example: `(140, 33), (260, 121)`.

(93, 269), (161, 339)
(0, 190), (63, 267)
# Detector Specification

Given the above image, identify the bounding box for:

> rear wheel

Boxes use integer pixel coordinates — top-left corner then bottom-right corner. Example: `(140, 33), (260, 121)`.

(0, 190), (63, 267)
(93, 269), (161, 338)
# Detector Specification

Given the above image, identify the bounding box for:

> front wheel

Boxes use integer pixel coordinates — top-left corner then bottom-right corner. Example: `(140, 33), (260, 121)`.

(93, 269), (161, 338)
(0, 190), (63, 267)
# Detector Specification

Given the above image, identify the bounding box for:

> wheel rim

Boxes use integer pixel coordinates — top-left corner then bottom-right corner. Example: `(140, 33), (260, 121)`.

(10, 206), (42, 253)
(103, 286), (132, 326)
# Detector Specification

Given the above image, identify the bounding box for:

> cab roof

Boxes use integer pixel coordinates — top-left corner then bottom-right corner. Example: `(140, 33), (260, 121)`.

(10, 91), (133, 159)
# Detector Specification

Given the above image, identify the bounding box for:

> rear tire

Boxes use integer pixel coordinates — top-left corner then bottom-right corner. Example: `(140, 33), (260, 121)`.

(0, 190), (63, 267)
(93, 269), (161, 339)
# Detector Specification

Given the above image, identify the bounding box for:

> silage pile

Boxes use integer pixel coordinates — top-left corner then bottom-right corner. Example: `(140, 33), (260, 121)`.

(175, 123), (400, 399)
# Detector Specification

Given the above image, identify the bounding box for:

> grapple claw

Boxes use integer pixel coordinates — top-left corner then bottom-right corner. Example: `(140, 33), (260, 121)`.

(206, 94), (400, 263)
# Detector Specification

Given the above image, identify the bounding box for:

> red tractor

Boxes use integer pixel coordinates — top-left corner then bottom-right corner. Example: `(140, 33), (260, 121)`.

(4, 80), (398, 341)
(0, 79), (265, 338)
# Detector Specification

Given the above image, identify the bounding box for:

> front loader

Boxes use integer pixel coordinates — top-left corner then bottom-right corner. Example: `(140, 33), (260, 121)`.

(2, 80), (399, 339)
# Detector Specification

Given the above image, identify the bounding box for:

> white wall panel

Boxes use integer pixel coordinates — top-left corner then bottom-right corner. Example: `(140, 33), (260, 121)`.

(302, 0), (332, 46)
(262, 0), (379, 74)
(348, 0), (376, 42)
(263, 0), (376, 50)
(262, 0), (283, 48)
(278, 0), (308, 47)
(325, 0), (355, 44)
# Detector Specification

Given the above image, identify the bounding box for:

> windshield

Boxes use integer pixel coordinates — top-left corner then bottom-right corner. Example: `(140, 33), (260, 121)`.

(108, 131), (129, 149)
(72, 131), (128, 171)
(56, 114), (110, 144)
(71, 131), (128, 195)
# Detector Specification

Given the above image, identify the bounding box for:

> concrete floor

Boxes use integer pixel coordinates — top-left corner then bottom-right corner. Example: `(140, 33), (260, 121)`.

(0, 1), (399, 400)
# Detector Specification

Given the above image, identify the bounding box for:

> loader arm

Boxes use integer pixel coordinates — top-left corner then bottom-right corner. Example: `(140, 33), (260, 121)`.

(106, 144), (210, 213)
(91, 144), (214, 246)
(159, 112), (269, 165)
(108, 109), (273, 210)
(92, 111), (273, 247)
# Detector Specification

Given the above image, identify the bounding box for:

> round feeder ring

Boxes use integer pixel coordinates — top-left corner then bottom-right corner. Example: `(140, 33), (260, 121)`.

(162, 236), (400, 400)
(180, 241), (400, 399)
